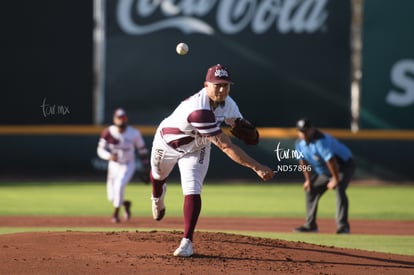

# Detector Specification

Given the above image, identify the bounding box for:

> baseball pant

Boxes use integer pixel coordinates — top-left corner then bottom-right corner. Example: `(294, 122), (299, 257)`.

(304, 159), (356, 230)
(150, 130), (211, 195)
(107, 160), (135, 208)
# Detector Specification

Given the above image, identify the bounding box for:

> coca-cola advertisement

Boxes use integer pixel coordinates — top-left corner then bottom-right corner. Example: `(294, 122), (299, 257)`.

(104, 0), (351, 127)
(360, 0), (414, 129)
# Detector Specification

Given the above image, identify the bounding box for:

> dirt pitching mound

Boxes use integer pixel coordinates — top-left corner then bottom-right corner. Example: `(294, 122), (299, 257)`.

(1, 230), (414, 275)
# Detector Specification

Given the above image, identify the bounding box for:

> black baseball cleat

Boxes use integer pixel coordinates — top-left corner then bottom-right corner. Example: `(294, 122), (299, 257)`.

(336, 227), (350, 234)
(293, 225), (318, 233)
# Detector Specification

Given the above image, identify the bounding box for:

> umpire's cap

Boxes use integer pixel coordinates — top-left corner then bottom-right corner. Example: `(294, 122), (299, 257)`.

(296, 118), (313, 132)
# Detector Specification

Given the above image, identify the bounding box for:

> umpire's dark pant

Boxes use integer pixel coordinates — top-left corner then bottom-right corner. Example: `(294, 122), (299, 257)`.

(304, 159), (356, 230)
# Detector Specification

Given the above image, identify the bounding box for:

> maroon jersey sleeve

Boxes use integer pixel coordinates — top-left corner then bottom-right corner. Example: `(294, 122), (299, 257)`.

(187, 109), (222, 137)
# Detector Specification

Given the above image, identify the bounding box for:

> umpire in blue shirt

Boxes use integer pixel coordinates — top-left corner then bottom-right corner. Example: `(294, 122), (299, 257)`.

(294, 118), (356, 234)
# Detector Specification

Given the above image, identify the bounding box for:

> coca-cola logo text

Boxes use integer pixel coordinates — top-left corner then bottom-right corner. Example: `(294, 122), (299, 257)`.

(117, 0), (329, 35)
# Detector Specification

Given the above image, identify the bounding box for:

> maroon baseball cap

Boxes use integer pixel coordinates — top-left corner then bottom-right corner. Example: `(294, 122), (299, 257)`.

(205, 64), (233, 84)
(114, 108), (127, 119)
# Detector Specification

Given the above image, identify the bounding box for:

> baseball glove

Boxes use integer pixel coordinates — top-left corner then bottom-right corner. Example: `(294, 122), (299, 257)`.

(139, 168), (150, 184)
(230, 118), (259, 145)
(138, 158), (150, 184)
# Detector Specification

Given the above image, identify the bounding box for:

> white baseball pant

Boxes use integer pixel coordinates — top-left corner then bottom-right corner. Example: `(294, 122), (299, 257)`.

(150, 131), (211, 195)
(106, 160), (135, 207)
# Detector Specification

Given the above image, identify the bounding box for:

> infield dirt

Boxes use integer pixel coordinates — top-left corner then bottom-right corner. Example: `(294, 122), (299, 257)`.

(1, 217), (413, 274)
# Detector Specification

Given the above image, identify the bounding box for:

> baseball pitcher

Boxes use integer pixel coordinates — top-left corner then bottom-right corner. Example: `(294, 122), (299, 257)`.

(149, 64), (274, 257)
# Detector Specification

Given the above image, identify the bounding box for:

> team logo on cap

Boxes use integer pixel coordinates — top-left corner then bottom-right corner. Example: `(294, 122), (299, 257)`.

(215, 68), (229, 78)
(297, 120), (306, 128)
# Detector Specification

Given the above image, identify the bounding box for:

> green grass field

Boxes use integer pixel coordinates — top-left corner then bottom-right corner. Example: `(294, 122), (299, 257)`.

(1, 181), (413, 256)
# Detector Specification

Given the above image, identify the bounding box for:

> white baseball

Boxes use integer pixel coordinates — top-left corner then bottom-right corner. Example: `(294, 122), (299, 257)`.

(176, 42), (189, 55)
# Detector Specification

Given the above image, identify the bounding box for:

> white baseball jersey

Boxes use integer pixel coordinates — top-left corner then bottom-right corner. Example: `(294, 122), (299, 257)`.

(158, 87), (242, 154)
(151, 87), (242, 195)
(97, 125), (148, 163)
(97, 125), (148, 208)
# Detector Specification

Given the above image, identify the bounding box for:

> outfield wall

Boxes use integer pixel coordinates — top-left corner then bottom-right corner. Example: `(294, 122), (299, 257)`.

(1, 126), (413, 182)
(2, 1), (413, 182)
